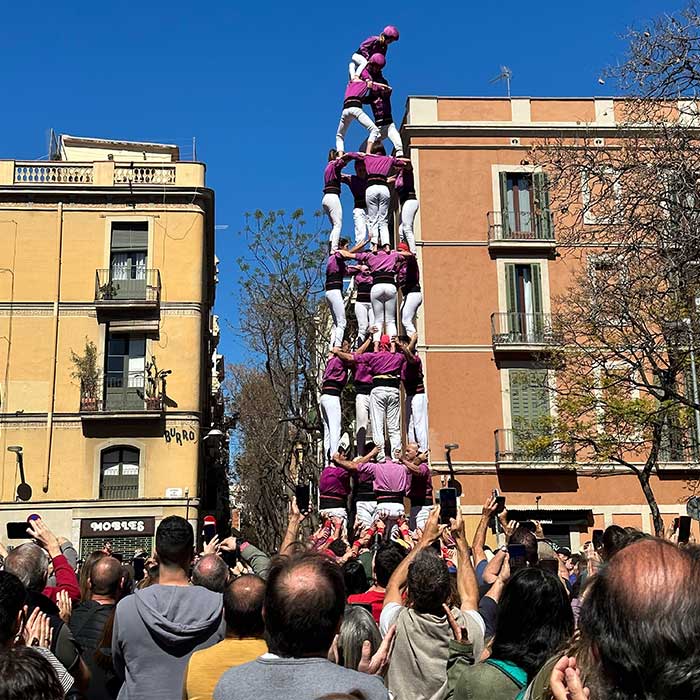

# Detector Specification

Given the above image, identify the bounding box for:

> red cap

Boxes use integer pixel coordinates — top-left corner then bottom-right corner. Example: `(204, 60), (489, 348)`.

(380, 334), (391, 346)
(398, 242), (409, 251)
(203, 515), (216, 525)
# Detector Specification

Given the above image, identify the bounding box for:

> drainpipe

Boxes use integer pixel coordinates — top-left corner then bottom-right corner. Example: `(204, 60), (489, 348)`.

(44, 202), (64, 492)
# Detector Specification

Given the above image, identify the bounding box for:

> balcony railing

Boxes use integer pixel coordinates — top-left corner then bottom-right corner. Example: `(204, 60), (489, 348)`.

(15, 162), (94, 184)
(491, 312), (557, 346)
(100, 478), (139, 500)
(495, 428), (559, 464)
(95, 268), (161, 304)
(80, 371), (163, 414)
(487, 209), (555, 243)
(114, 165), (176, 185)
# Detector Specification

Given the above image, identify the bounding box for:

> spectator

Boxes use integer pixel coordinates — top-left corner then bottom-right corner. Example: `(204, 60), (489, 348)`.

(347, 541), (405, 623)
(380, 506), (485, 700)
(4, 543), (86, 686)
(70, 556), (124, 700)
(184, 574), (267, 700)
(0, 570), (76, 696)
(447, 567), (574, 699)
(335, 605), (382, 672)
(600, 524), (628, 560)
(192, 554), (230, 593)
(509, 526), (538, 570)
(214, 550), (389, 700)
(112, 516), (225, 700)
(0, 646), (65, 700)
(79, 551), (107, 602)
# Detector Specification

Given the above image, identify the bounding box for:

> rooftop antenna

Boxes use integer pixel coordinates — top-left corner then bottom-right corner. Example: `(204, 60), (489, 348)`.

(490, 65), (513, 98)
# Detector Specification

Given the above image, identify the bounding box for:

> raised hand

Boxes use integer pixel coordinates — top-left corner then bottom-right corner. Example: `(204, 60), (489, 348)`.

(57, 590), (72, 624)
(202, 534), (220, 556)
(23, 607), (53, 649)
(358, 624), (396, 675)
(26, 518), (61, 558)
(443, 604), (468, 644)
(550, 656), (590, 700)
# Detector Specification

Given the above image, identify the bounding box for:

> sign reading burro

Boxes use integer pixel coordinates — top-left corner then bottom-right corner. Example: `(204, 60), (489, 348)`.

(80, 516), (156, 538)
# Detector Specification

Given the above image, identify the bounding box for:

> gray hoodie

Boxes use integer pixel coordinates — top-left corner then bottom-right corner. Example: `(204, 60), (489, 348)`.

(112, 584), (225, 700)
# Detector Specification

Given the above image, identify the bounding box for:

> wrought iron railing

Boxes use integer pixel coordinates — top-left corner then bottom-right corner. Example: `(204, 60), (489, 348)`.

(491, 312), (557, 345)
(100, 478), (139, 500)
(94, 268), (161, 303)
(80, 371), (163, 413)
(487, 209), (555, 242)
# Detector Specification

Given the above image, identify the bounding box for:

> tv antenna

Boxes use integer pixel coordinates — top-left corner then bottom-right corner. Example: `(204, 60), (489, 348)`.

(490, 65), (513, 97)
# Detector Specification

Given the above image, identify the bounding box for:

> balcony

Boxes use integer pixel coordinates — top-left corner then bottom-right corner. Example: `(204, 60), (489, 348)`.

(94, 269), (161, 318)
(494, 428), (564, 468)
(487, 209), (556, 254)
(491, 312), (558, 353)
(100, 478), (139, 500)
(80, 371), (164, 421)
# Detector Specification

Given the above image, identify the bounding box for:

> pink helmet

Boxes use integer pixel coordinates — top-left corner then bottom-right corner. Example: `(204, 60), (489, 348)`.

(368, 53), (386, 68)
(382, 25), (399, 41)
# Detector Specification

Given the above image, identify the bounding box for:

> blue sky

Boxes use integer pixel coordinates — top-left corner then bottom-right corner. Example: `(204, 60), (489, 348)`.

(0, 0), (685, 364)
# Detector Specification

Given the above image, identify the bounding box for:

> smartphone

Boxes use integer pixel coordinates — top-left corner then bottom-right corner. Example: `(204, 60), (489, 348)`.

(202, 516), (217, 544)
(295, 483), (311, 514)
(679, 515), (692, 544)
(592, 529), (604, 550)
(507, 543), (527, 570)
(132, 557), (145, 582)
(495, 496), (506, 515)
(539, 559), (559, 574)
(439, 488), (458, 525)
(6, 522), (30, 540)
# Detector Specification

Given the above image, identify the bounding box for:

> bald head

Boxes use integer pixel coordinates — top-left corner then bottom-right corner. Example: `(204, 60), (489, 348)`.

(192, 554), (229, 593)
(90, 556), (123, 598)
(580, 538), (700, 698)
(224, 575), (265, 638)
(265, 551), (345, 658)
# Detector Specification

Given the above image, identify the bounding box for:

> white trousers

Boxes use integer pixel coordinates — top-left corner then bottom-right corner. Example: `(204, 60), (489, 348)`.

(355, 500), (378, 529)
(322, 193), (343, 252)
(354, 301), (374, 343)
(409, 504), (432, 531)
(352, 207), (369, 244)
(406, 392), (429, 451)
(377, 502), (405, 520)
(336, 108), (380, 153)
(349, 52), (368, 80)
(399, 199), (419, 253)
(355, 392), (373, 455)
(400, 291), (423, 337)
(371, 283), (397, 341)
(320, 393), (342, 461)
(360, 123), (404, 157)
(325, 289), (347, 349)
(366, 184), (390, 246)
(370, 385), (401, 461)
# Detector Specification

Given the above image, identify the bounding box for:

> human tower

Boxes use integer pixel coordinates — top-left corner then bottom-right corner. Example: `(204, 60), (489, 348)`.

(316, 27), (432, 535)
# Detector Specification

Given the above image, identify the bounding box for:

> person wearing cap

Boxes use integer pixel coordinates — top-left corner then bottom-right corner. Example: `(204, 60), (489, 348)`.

(336, 78), (381, 156)
(325, 237), (368, 351)
(351, 148), (409, 249)
(322, 150), (354, 252)
(396, 162), (419, 253)
(397, 335), (428, 451)
(359, 54), (403, 157)
(348, 25), (400, 81)
(397, 242), (422, 337)
(334, 336), (407, 461)
(342, 160), (370, 246)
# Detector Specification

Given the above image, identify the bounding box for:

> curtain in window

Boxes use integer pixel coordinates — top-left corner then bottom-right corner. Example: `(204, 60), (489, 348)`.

(111, 253), (129, 280)
(133, 251), (147, 280)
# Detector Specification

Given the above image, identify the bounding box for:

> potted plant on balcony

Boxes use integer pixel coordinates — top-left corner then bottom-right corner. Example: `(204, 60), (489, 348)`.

(70, 339), (100, 411)
(144, 356), (167, 411)
(98, 280), (119, 301)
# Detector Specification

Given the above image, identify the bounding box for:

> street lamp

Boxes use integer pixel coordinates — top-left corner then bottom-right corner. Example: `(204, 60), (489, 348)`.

(8, 446), (31, 501)
(444, 443), (462, 496)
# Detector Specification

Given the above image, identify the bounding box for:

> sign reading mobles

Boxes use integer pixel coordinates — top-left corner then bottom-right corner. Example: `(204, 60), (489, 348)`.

(80, 517), (155, 537)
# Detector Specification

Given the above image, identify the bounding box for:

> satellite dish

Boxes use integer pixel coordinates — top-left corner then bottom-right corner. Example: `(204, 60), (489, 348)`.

(16, 482), (32, 502)
(686, 496), (700, 521)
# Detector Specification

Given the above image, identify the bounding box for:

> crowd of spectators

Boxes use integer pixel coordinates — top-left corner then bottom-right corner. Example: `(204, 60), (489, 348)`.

(0, 496), (699, 700)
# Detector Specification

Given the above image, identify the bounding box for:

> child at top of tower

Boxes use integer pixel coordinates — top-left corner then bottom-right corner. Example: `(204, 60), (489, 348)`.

(348, 25), (400, 81)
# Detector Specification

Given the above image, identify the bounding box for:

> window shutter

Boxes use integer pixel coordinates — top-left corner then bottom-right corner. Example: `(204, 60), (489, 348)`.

(111, 223), (148, 251)
(499, 172), (510, 238)
(505, 263), (518, 337)
(509, 369), (549, 425)
(533, 172), (552, 239)
(531, 264), (543, 314)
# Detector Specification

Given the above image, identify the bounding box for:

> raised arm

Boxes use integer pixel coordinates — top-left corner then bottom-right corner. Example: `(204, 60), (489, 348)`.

(331, 452), (361, 471)
(472, 495), (498, 566)
(408, 333), (418, 353)
(395, 338), (418, 364)
(280, 501), (306, 554)
(349, 238), (369, 254)
(354, 445), (380, 464)
(451, 509), (479, 612)
(331, 347), (355, 363)
(355, 335), (373, 355)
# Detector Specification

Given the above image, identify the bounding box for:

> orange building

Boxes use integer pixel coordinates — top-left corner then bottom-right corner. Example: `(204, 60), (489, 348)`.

(400, 96), (695, 548)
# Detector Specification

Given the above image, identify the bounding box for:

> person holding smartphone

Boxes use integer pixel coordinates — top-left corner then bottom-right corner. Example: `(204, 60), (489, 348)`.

(400, 443), (432, 530)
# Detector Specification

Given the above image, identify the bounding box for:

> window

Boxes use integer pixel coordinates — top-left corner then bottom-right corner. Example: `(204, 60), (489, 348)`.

(587, 254), (629, 324)
(593, 362), (642, 442)
(109, 222), (148, 299)
(581, 167), (622, 225)
(105, 334), (146, 411)
(505, 263), (545, 342)
(100, 445), (139, 500)
(499, 172), (552, 239)
(509, 369), (552, 459)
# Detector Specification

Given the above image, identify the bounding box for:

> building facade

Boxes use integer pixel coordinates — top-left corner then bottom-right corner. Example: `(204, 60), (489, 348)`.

(401, 97), (696, 547)
(0, 135), (225, 557)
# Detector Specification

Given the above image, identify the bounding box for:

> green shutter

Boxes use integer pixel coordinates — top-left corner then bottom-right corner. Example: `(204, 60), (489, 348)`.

(531, 264), (543, 313)
(111, 223), (148, 251)
(510, 369), (550, 424)
(499, 172), (510, 238)
(533, 172), (552, 239)
(505, 263), (518, 337)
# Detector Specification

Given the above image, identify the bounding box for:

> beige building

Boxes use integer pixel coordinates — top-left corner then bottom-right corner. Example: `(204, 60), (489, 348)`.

(400, 97), (697, 547)
(0, 135), (225, 557)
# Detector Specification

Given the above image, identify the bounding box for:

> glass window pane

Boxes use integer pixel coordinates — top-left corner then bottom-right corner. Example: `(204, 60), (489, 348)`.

(108, 336), (127, 356)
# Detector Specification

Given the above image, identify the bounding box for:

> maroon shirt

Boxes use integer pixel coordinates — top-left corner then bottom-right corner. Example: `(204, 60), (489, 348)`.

(406, 462), (433, 501)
